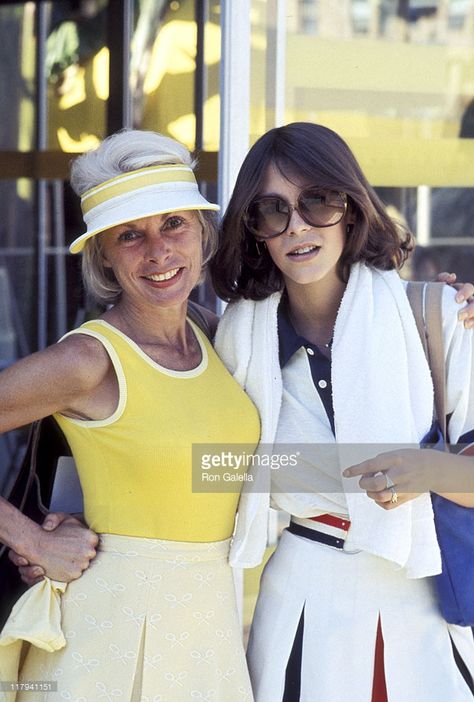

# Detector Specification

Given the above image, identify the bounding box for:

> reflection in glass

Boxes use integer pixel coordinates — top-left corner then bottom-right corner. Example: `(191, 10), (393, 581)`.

(250, 0), (474, 274)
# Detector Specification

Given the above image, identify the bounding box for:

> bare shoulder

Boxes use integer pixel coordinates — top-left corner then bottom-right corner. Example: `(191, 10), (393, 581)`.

(0, 333), (113, 432)
(188, 301), (220, 339)
(3, 333), (112, 398)
(55, 332), (113, 389)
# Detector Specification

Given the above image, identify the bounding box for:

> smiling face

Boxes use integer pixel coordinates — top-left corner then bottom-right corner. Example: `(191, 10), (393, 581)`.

(99, 210), (203, 309)
(260, 165), (348, 294)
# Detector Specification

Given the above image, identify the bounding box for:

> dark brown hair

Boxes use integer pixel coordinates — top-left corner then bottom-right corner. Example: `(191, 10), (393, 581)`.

(211, 122), (413, 301)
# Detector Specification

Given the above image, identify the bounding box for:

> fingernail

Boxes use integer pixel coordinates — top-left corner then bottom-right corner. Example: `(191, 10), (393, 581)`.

(456, 295), (465, 304)
(466, 321), (474, 329)
(459, 311), (468, 320)
(342, 469), (349, 477)
(43, 520), (54, 529)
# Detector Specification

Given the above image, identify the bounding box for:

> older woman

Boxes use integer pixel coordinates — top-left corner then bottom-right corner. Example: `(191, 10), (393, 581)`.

(0, 130), (259, 701)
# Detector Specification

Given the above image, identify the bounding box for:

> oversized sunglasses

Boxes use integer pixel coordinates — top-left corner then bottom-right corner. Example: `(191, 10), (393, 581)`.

(244, 188), (348, 240)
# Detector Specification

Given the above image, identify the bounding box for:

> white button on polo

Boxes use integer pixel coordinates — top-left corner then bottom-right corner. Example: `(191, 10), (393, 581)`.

(306, 347), (315, 356)
(318, 379), (328, 389)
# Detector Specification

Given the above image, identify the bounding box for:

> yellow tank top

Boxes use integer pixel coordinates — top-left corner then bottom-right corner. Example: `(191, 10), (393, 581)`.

(54, 319), (260, 542)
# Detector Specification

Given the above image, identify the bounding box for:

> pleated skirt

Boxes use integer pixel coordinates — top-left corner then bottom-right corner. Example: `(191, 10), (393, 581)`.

(247, 529), (474, 702)
(18, 534), (253, 702)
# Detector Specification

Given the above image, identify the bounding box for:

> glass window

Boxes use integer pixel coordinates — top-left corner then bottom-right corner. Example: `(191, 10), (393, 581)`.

(250, 0), (474, 249)
(137, 0), (220, 151)
(47, 0), (108, 152)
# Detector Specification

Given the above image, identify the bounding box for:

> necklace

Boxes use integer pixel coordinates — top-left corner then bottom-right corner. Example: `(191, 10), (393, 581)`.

(313, 337), (333, 354)
(284, 297), (334, 351)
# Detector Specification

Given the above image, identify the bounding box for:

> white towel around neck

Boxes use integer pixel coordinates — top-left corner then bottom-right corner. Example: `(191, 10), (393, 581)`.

(333, 264), (440, 577)
(216, 263), (442, 578)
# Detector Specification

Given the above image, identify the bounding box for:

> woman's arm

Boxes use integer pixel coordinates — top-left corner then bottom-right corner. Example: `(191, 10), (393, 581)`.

(0, 334), (110, 578)
(342, 448), (474, 509)
(0, 334), (112, 433)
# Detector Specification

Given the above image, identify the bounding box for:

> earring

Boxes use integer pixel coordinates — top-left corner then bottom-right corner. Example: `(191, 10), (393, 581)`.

(346, 224), (354, 235)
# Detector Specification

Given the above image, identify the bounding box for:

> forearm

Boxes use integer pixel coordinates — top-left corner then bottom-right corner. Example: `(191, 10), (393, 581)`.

(429, 451), (474, 507)
(0, 495), (41, 557)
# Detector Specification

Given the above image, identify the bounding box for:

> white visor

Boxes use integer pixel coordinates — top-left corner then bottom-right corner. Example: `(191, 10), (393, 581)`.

(70, 164), (220, 253)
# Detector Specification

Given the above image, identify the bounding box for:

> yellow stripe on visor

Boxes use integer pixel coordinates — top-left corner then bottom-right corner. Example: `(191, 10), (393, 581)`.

(70, 164), (220, 254)
(80, 165), (197, 215)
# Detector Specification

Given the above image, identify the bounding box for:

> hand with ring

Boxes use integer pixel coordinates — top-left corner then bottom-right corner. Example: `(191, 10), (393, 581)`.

(384, 473), (398, 503)
(342, 448), (445, 510)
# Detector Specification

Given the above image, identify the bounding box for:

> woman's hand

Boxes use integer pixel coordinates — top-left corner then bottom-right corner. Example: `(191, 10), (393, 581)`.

(343, 449), (444, 509)
(437, 272), (474, 328)
(9, 512), (98, 584)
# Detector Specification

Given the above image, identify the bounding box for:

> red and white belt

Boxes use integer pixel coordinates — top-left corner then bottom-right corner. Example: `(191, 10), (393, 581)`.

(288, 514), (351, 550)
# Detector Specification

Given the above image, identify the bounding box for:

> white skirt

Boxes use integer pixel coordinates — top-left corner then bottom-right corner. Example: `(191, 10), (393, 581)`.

(18, 534), (253, 702)
(247, 529), (474, 702)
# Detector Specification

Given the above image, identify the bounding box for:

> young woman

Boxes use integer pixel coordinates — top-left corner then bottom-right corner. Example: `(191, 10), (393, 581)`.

(211, 122), (474, 702)
(0, 130), (259, 701)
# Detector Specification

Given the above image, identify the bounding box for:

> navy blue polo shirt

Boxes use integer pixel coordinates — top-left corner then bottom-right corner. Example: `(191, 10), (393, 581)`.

(278, 296), (474, 449)
(277, 297), (336, 436)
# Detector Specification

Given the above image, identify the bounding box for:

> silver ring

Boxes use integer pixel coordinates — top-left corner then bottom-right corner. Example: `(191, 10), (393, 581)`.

(385, 473), (395, 490)
(390, 487), (398, 504)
